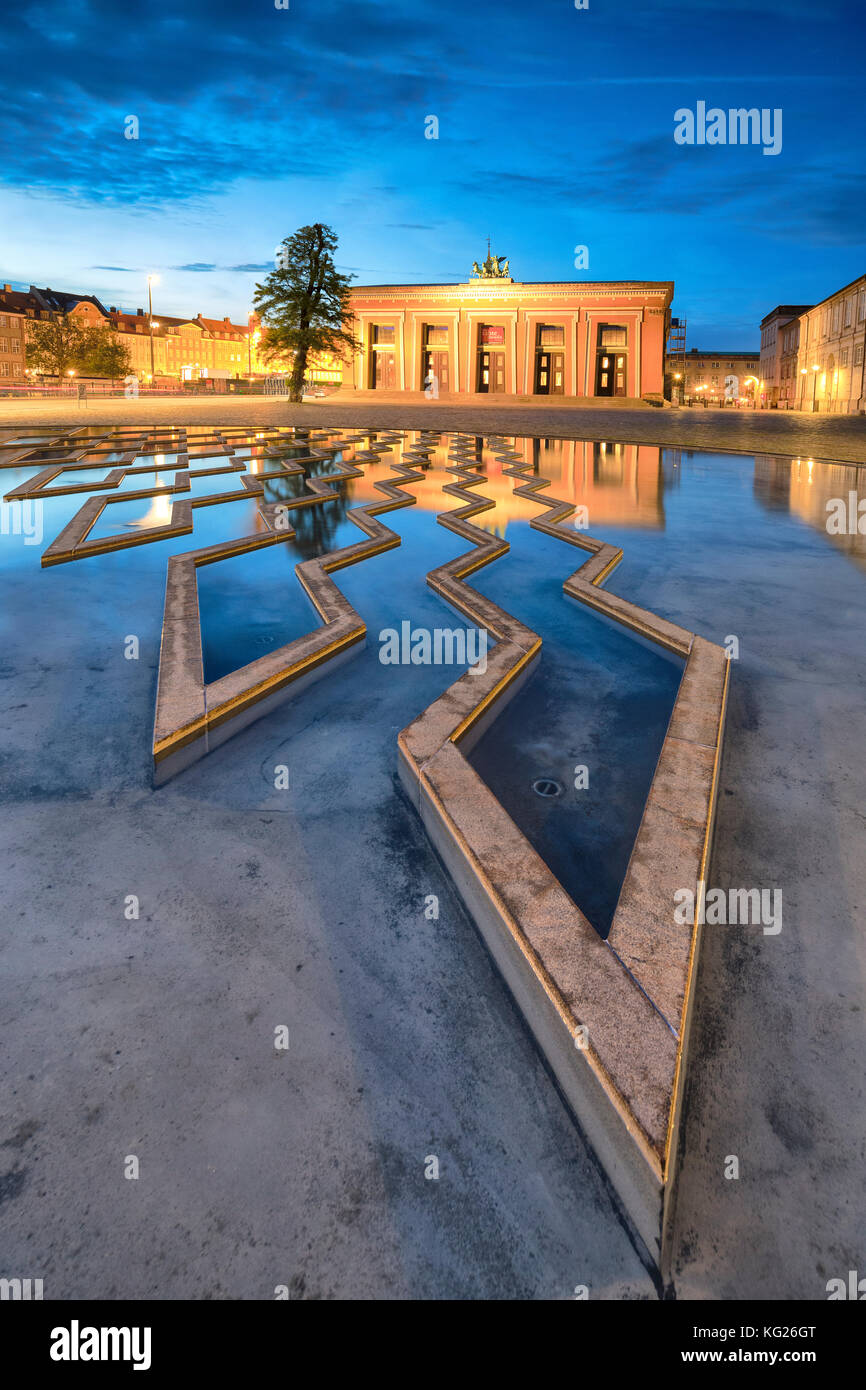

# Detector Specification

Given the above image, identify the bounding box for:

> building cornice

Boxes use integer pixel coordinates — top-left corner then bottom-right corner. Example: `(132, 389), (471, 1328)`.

(350, 281), (673, 301)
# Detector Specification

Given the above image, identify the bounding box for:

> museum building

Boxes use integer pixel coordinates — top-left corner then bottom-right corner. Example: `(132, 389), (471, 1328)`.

(345, 254), (673, 399)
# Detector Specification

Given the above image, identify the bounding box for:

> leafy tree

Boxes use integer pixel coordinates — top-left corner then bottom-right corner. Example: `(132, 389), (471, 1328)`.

(80, 330), (131, 379)
(25, 316), (87, 376)
(253, 224), (359, 402)
(25, 317), (131, 378)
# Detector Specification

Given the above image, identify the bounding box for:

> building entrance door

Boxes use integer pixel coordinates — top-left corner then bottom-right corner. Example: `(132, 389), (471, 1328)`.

(478, 350), (506, 393)
(536, 351), (565, 394)
(372, 351), (396, 390)
(595, 351), (627, 397)
(423, 350), (450, 392)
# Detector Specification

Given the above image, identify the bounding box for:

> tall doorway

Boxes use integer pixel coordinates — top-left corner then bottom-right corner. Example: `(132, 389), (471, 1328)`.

(535, 324), (565, 394)
(422, 325), (450, 391)
(477, 325), (507, 393)
(594, 325), (627, 397)
(369, 324), (397, 390)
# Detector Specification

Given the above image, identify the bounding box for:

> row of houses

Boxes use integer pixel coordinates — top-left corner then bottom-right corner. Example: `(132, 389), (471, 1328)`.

(2, 267), (864, 408)
(0, 284), (335, 384)
(760, 274), (866, 412)
(0, 267), (677, 398)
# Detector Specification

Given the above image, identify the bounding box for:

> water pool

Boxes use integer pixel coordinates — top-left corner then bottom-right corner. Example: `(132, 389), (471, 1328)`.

(2, 424), (864, 945)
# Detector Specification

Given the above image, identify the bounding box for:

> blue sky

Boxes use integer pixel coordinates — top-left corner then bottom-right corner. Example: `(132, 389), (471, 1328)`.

(1, 0), (864, 345)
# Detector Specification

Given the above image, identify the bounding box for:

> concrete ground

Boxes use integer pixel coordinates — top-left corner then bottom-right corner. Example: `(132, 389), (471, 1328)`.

(0, 393), (865, 462)
(1, 419), (865, 1301)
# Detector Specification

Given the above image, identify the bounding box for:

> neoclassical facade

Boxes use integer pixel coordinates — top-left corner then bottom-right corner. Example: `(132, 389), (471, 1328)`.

(345, 264), (673, 399)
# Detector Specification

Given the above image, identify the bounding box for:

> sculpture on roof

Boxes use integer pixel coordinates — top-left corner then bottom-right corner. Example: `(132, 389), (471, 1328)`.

(470, 245), (511, 279)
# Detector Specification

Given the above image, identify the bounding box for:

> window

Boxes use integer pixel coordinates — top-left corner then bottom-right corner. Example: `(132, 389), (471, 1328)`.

(0, 362), (9, 376)
(832, 302), (842, 333)
(373, 325), (395, 344)
(0, 315), (5, 327)
(842, 349), (849, 366)
(844, 298), (852, 327)
(859, 293), (866, 322)
(539, 324), (565, 346)
(425, 325), (449, 346)
(855, 345), (864, 366)
(0, 338), (6, 352)
(600, 325), (627, 347)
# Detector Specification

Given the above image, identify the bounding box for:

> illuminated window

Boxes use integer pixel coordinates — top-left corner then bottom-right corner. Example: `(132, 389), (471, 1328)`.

(538, 324), (564, 346)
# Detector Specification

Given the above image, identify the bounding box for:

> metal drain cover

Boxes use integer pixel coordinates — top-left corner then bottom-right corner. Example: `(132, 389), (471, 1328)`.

(532, 777), (563, 798)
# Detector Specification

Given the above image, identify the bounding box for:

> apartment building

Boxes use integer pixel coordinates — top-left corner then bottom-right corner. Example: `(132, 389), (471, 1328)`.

(760, 305), (812, 405)
(665, 347), (760, 401)
(0, 286), (27, 381)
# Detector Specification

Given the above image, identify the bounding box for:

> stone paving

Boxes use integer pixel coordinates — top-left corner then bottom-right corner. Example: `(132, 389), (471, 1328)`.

(1, 392), (864, 462)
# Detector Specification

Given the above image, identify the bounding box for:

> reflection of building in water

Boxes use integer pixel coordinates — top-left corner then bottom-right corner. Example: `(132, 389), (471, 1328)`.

(445, 438), (667, 537)
(753, 454), (866, 573)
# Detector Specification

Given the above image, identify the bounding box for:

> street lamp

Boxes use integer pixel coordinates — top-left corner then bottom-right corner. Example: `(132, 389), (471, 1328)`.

(811, 363), (820, 412)
(147, 275), (159, 380)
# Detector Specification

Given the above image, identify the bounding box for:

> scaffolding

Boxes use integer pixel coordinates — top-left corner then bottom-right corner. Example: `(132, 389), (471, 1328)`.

(667, 317), (687, 400)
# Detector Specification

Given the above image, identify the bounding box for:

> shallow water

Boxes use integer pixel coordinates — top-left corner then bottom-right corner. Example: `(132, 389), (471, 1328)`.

(2, 423), (864, 940)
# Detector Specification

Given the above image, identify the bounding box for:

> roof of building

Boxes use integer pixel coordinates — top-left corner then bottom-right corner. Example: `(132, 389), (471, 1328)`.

(0, 287), (36, 315)
(109, 310), (201, 334)
(196, 315), (248, 335)
(760, 304), (813, 326)
(108, 310), (248, 337)
(30, 286), (110, 316)
(675, 349), (760, 357)
(351, 279), (674, 293)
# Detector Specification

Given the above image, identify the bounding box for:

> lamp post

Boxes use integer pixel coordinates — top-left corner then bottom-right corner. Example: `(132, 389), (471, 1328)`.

(147, 275), (158, 381)
(811, 364), (820, 412)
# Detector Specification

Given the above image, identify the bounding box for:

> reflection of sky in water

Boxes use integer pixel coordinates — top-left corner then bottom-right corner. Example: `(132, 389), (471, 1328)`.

(3, 427), (865, 938)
